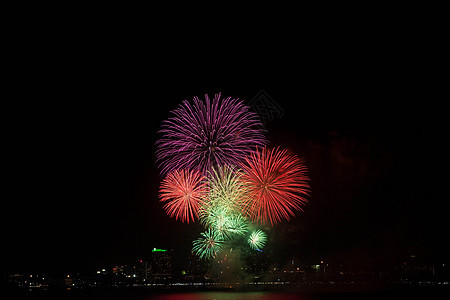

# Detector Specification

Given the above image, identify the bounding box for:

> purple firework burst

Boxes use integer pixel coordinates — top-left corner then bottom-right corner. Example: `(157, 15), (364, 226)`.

(156, 93), (267, 176)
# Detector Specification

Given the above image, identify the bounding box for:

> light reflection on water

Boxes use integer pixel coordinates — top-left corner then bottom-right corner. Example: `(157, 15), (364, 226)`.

(145, 292), (312, 300)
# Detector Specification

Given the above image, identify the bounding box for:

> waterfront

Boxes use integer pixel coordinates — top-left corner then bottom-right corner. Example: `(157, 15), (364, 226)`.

(4, 283), (450, 299)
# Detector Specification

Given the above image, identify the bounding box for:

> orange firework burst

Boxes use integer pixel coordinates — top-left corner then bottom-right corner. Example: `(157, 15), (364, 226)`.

(241, 147), (310, 225)
(159, 169), (208, 223)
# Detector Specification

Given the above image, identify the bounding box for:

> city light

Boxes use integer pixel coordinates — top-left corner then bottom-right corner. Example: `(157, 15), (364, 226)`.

(152, 248), (167, 252)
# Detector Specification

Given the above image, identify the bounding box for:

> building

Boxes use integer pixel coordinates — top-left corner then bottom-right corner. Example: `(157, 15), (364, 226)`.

(183, 252), (208, 282)
(150, 248), (172, 282)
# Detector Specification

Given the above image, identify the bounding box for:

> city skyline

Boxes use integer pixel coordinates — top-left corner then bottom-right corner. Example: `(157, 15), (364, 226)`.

(6, 246), (448, 290)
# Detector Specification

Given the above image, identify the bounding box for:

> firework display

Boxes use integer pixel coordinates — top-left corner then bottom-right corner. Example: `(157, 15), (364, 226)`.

(156, 93), (267, 176)
(192, 229), (225, 259)
(240, 146), (310, 225)
(156, 93), (310, 259)
(248, 229), (267, 250)
(159, 169), (208, 223)
(198, 166), (250, 240)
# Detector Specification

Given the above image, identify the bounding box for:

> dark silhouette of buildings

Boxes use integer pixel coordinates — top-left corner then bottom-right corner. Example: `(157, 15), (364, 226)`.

(149, 248), (172, 282)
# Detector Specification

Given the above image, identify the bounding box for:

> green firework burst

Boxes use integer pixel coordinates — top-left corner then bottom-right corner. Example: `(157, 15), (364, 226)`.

(226, 213), (249, 236)
(198, 166), (250, 240)
(207, 166), (249, 212)
(248, 229), (267, 250)
(192, 229), (224, 259)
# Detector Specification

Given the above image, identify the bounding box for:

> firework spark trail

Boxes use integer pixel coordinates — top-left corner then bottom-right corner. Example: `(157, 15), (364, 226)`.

(159, 169), (208, 223)
(241, 146), (310, 225)
(156, 93), (267, 176)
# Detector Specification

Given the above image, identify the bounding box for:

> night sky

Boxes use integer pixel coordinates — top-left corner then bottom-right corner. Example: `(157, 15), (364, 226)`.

(3, 54), (445, 275)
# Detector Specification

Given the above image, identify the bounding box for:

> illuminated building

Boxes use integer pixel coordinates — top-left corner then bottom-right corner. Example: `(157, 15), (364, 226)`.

(150, 248), (172, 282)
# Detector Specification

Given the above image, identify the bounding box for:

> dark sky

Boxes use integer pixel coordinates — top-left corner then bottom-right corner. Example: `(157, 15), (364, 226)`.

(3, 50), (445, 275)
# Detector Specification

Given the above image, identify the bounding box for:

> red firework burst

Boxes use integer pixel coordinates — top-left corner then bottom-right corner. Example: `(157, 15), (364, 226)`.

(159, 169), (208, 223)
(240, 147), (310, 225)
